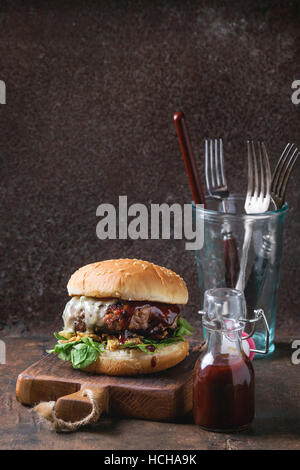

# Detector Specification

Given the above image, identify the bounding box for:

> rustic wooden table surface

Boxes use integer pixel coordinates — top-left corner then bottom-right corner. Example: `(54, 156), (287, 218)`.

(1, 336), (299, 450)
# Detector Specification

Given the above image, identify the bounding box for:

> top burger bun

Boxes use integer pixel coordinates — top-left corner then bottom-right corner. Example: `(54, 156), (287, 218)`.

(67, 258), (188, 305)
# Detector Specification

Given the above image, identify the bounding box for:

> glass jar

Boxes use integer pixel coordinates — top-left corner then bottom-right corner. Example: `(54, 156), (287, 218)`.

(193, 195), (288, 356)
(193, 288), (269, 432)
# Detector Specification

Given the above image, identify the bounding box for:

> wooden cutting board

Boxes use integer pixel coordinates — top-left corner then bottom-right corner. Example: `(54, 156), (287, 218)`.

(16, 341), (202, 423)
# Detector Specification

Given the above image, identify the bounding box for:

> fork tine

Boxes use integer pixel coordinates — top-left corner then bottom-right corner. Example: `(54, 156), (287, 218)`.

(261, 141), (271, 198)
(210, 139), (215, 188)
(205, 137), (228, 197)
(214, 139), (221, 187)
(278, 150), (299, 198)
(251, 140), (258, 197)
(205, 139), (210, 190)
(272, 143), (295, 192)
(219, 138), (226, 186)
(247, 140), (254, 198)
(257, 142), (264, 198)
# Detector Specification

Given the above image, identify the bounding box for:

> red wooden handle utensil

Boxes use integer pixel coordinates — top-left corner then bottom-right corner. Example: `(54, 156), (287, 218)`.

(223, 236), (239, 288)
(173, 111), (207, 207)
(174, 112), (239, 287)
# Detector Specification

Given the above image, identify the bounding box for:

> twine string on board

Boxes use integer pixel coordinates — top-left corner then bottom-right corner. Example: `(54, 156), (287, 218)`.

(33, 389), (100, 432)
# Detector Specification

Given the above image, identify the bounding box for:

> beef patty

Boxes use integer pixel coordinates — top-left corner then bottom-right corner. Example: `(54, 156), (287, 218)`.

(74, 300), (180, 338)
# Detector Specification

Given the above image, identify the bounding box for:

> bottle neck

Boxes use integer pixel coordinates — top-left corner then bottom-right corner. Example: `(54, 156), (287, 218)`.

(205, 328), (244, 358)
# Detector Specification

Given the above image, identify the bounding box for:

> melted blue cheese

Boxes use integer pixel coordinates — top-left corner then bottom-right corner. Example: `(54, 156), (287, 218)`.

(62, 296), (117, 333)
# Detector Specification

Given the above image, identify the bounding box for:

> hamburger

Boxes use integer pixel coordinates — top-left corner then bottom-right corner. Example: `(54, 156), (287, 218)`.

(48, 259), (194, 375)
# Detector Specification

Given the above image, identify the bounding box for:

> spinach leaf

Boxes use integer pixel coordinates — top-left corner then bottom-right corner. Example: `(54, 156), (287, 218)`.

(120, 342), (158, 354)
(173, 317), (195, 337)
(121, 335), (184, 354)
(48, 334), (104, 369)
(81, 336), (105, 353)
(50, 340), (79, 361)
(71, 342), (101, 369)
(54, 332), (68, 341)
(143, 336), (184, 345)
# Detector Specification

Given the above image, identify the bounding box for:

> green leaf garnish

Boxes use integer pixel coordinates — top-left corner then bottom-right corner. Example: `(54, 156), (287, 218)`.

(48, 335), (104, 369)
(120, 335), (185, 354)
(173, 317), (195, 337)
(120, 342), (157, 354)
(54, 332), (68, 340)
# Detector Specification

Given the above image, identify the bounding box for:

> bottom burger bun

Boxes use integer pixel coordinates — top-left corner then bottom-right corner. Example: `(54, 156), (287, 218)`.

(83, 339), (189, 376)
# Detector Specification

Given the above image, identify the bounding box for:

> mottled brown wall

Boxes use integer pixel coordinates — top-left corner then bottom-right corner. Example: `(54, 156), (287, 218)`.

(1, 0), (299, 335)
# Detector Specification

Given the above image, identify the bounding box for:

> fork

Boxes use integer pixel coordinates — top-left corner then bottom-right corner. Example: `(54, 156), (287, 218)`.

(271, 143), (299, 209)
(205, 138), (239, 287)
(244, 142), (298, 303)
(235, 140), (271, 292)
(205, 138), (229, 209)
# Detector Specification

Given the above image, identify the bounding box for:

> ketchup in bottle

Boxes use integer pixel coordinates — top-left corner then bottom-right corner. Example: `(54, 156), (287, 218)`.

(193, 288), (255, 432)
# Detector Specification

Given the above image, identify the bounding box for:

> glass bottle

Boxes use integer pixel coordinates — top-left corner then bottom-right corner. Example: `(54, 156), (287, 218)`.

(193, 288), (269, 432)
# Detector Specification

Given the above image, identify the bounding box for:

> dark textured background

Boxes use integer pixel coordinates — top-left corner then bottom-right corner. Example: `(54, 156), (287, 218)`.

(1, 0), (299, 336)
